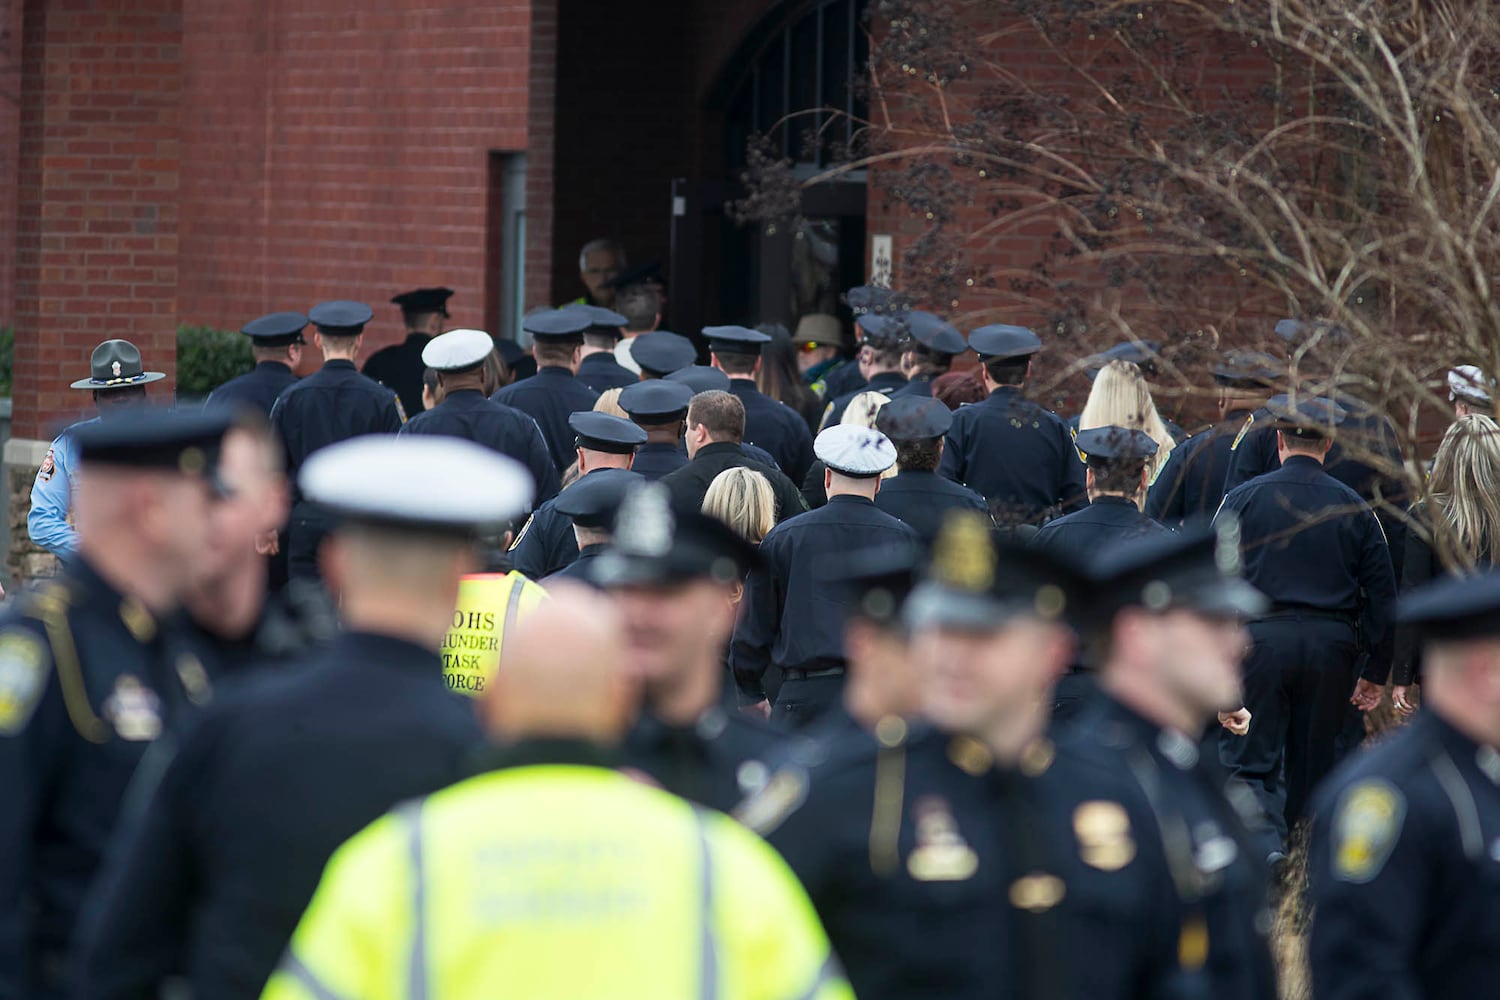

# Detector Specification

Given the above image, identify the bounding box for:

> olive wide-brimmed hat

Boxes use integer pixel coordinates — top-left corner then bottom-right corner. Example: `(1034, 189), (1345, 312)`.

(69, 339), (167, 391)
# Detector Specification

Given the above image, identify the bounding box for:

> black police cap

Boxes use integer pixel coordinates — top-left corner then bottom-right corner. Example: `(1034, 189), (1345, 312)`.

(1266, 393), (1347, 438)
(665, 365), (731, 395)
(1397, 568), (1500, 642)
(704, 325), (771, 357)
(1087, 340), (1162, 379)
(630, 331), (698, 376)
(569, 411), (647, 454)
(588, 482), (763, 587)
(1213, 349), (1282, 388)
(906, 312), (967, 355)
(240, 311), (308, 348)
(619, 380), (693, 423)
(854, 313), (912, 352)
(74, 406), (234, 483)
(308, 300), (374, 336)
(1092, 518), (1268, 621)
(563, 303), (629, 330)
(1075, 425), (1159, 466)
(876, 395), (953, 441)
(967, 324), (1042, 361)
(390, 287), (454, 317)
(552, 468), (645, 529)
(820, 543), (924, 624)
(523, 308), (591, 340)
(603, 259), (665, 291)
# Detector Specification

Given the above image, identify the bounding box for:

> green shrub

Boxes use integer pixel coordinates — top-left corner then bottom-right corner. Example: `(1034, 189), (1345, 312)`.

(0, 328), (12, 397)
(176, 325), (252, 398)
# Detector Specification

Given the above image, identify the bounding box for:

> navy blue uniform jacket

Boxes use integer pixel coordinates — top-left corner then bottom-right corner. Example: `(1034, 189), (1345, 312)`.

(939, 386), (1086, 524)
(399, 388), (560, 505)
(491, 365), (600, 474)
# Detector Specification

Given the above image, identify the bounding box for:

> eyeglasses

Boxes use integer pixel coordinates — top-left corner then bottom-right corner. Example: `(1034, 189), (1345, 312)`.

(798, 342), (829, 354)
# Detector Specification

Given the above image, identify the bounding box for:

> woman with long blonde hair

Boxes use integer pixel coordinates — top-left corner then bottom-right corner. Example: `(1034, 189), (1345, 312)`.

(1079, 359), (1176, 489)
(704, 466), (778, 546)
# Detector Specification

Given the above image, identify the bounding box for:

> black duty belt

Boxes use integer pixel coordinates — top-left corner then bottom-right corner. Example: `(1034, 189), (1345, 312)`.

(780, 666), (846, 681)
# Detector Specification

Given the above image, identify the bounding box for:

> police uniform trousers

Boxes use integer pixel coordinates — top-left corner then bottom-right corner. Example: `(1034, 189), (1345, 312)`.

(771, 671), (845, 730)
(285, 502), (330, 584)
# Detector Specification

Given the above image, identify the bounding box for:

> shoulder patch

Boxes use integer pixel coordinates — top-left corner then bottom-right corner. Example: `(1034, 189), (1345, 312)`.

(1230, 412), (1255, 451)
(508, 512), (536, 551)
(731, 766), (808, 835)
(1331, 779), (1406, 883)
(0, 629), (51, 735)
(37, 449), (56, 483)
(394, 394), (408, 424)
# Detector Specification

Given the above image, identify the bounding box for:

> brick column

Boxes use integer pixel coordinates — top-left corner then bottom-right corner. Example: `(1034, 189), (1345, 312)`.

(526, 0), (556, 309)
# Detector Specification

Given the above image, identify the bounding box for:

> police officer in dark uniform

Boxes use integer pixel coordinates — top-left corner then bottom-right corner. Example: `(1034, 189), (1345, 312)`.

(540, 468), (643, 586)
(630, 330), (698, 378)
(732, 424), (919, 728)
(71, 434), (536, 1000)
(1032, 426), (1167, 568)
(566, 303), (637, 393)
(491, 308), (600, 473)
(399, 328), (560, 504)
(892, 311), (966, 400)
(509, 412), (644, 580)
(708, 325), (816, 483)
(1214, 395), (1397, 841)
(1309, 568), (1500, 1000)
(813, 284), (902, 400)
(618, 380), (692, 481)
(0, 408), (232, 1000)
(205, 312), (305, 417)
(587, 483), (780, 812)
(820, 315), (908, 429)
(1146, 350), (1279, 525)
(871, 395), (988, 547)
(659, 390), (806, 521)
(939, 324), (1087, 524)
(665, 367), (783, 470)
(269, 300), (405, 583)
(362, 286), (452, 418)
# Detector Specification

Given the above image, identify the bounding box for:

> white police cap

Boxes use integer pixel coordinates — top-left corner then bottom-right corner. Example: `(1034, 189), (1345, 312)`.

(1448, 365), (1492, 406)
(300, 436), (535, 534)
(815, 424), (897, 478)
(421, 329), (494, 372)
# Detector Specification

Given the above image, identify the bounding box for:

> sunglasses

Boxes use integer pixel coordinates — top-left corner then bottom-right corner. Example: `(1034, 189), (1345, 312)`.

(797, 342), (832, 353)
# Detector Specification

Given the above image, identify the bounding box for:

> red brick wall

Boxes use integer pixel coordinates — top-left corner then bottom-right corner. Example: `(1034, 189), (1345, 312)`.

(0, 0), (22, 329)
(524, 0), (556, 316)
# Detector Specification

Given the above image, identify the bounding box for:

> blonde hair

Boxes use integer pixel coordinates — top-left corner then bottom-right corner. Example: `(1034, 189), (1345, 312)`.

(1079, 360), (1176, 483)
(841, 390), (898, 480)
(703, 467), (776, 544)
(1428, 413), (1500, 570)
(593, 388), (628, 420)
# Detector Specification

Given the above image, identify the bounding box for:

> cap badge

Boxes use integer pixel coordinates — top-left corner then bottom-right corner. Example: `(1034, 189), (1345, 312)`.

(111, 361), (122, 377)
(614, 483), (673, 557)
(907, 796), (978, 882)
(931, 511), (994, 594)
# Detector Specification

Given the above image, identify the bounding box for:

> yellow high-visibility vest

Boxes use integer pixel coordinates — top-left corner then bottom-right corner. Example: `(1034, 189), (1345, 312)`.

(262, 764), (852, 1000)
(441, 572), (548, 697)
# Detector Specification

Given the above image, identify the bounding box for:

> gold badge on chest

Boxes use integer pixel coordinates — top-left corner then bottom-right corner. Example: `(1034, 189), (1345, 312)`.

(907, 795), (979, 882)
(103, 675), (162, 741)
(1074, 800), (1137, 872)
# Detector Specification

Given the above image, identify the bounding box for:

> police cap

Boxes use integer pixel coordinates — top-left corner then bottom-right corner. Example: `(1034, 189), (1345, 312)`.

(631, 331), (698, 376)
(308, 301), (374, 335)
(551, 468), (645, 529)
(820, 543), (924, 625)
(1092, 517), (1268, 621)
(1396, 567), (1500, 642)
(1448, 365), (1493, 406)
(1213, 349), (1282, 389)
(301, 436), (534, 536)
(588, 482), (762, 587)
(665, 365), (731, 395)
(855, 313), (912, 352)
(619, 380), (693, 423)
(74, 407), (234, 484)
(906, 312), (967, 355)
(421, 329), (494, 373)
(569, 411), (647, 454)
(562, 302), (629, 330)
(240, 311), (308, 348)
(875, 395), (953, 441)
(1266, 393), (1347, 439)
(492, 338), (525, 369)
(704, 325), (772, 357)
(70, 339), (167, 391)
(1075, 425), (1159, 467)
(1274, 317), (1351, 346)
(390, 287), (453, 317)
(603, 259), (665, 291)
(844, 284), (907, 316)
(523, 308), (591, 340)
(1087, 340), (1161, 379)
(815, 424), (897, 478)
(967, 324), (1042, 361)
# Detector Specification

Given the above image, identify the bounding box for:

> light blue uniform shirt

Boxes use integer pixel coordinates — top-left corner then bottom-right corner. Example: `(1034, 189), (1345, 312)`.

(27, 417), (96, 558)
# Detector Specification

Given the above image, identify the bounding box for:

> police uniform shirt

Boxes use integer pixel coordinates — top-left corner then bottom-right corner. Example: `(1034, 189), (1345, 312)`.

(821, 372), (908, 430)
(27, 417), (94, 559)
(206, 361), (297, 419)
(630, 441), (688, 481)
(72, 631), (484, 1000)
(938, 385), (1087, 524)
(508, 493), (582, 580)
(491, 366), (600, 474)
(873, 471), (989, 548)
(399, 388), (561, 505)
(362, 333), (431, 418)
(818, 358), (866, 400)
(1309, 710), (1500, 1000)
(730, 497), (919, 701)
(576, 351), (638, 394)
(540, 543), (608, 587)
(1031, 496), (1169, 570)
(889, 374), (936, 400)
(727, 378), (816, 484)
(1145, 413), (1250, 525)
(0, 559), (208, 999)
(660, 441), (808, 525)
(624, 707), (783, 813)
(269, 360), (405, 492)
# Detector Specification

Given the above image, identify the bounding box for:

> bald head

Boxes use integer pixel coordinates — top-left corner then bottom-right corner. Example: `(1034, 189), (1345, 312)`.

(483, 582), (638, 744)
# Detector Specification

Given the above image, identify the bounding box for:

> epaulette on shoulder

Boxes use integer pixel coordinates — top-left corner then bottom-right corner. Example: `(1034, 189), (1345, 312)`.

(1230, 411), (1256, 450)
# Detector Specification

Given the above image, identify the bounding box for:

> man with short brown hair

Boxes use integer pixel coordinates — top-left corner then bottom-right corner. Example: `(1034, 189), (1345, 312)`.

(660, 391), (806, 522)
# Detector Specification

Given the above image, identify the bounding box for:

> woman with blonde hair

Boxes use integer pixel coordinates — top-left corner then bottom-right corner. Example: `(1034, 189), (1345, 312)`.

(1079, 359), (1176, 490)
(1391, 413), (1500, 712)
(704, 466), (778, 546)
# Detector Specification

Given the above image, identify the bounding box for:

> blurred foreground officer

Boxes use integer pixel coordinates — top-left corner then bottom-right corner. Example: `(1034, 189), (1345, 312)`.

(872, 395), (988, 547)
(270, 301), (405, 583)
(1032, 426), (1166, 568)
(567, 303), (637, 392)
(491, 308), (600, 473)
(1, 408), (231, 1000)
(732, 425), (918, 727)
(399, 328), (559, 503)
(1067, 522), (1280, 999)
(72, 437), (534, 1000)
(590, 483), (780, 810)
(261, 586), (851, 1000)
(708, 325), (816, 482)
(28, 339), (163, 559)
(1309, 569), (1500, 1000)
(542, 468), (643, 585)
(207, 312), (306, 418)
(940, 324), (1086, 524)
(661, 390), (806, 522)
(363, 286), (453, 418)
(618, 379), (693, 480)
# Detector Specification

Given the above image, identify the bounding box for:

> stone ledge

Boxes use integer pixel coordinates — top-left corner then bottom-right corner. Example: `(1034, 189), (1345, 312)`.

(5, 437), (52, 467)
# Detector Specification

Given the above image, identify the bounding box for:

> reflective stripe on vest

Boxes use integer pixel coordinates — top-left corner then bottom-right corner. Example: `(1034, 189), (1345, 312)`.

(279, 952), (352, 1000)
(694, 807), (719, 1000)
(398, 799), (430, 1000)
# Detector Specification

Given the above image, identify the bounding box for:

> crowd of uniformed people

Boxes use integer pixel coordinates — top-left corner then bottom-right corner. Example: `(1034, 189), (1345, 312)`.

(5, 263), (1500, 1000)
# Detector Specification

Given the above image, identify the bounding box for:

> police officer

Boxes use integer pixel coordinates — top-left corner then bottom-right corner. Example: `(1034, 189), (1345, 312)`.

(542, 468), (643, 586)
(28, 340), (163, 559)
(363, 286), (452, 417)
(732, 424), (919, 727)
(660, 390), (806, 522)
(72, 435), (535, 1000)
(567, 303), (638, 392)
(820, 315), (908, 429)
(812, 283), (901, 400)
(509, 412), (644, 579)
(206, 312), (306, 418)
(1146, 350), (1279, 525)
(708, 324), (816, 482)
(1214, 394), (1397, 840)
(259, 586), (851, 1000)
(618, 380), (693, 480)
(630, 329), (698, 379)
(1308, 568), (1500, 1000)
(665, 368), (784, 470)
(1, 407), (231, 1000)
(399, 327), (560, 504)
(892, 311), (966, 399)
(269, 301), (405, 583)
(1448, 363), (1493, 418)
(1032, 426), (1167, 568)
(871, 395), (988, 547)
(939, 323), (1087, 524)
(491, 308), (600, 473)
